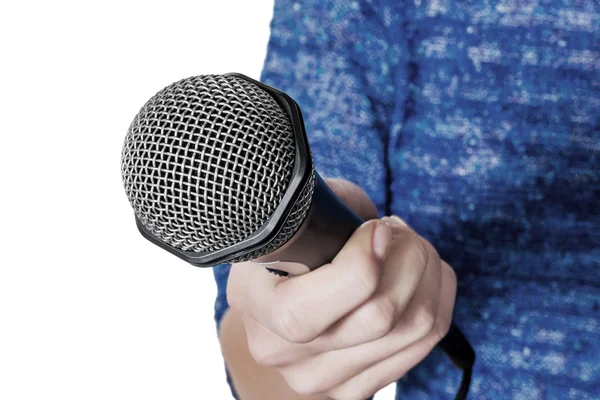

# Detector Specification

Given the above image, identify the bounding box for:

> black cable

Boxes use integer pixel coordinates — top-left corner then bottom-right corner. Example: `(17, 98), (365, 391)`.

(438, 324), (476, 400)
(455, 364), (472, 400)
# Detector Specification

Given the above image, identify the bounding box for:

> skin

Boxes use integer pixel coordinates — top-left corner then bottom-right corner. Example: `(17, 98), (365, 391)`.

(219, 178), (457, 400)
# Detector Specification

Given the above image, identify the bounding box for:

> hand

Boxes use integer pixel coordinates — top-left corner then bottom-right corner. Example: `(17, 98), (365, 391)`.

(226, 178), (457, 400)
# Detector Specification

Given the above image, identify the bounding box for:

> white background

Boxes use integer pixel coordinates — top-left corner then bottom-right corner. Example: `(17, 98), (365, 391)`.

(0, 1), (395, 399)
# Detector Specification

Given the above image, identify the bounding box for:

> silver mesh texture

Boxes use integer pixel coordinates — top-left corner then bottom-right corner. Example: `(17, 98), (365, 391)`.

(227, 167), (315, 264)
(121, 75), (313, 258)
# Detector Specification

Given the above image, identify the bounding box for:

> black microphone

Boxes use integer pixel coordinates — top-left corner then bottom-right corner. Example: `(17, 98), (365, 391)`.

(121, 73), (474, 399)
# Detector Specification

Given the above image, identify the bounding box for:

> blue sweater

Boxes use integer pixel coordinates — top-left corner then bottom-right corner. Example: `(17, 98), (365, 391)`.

(214, 0), (600, 398)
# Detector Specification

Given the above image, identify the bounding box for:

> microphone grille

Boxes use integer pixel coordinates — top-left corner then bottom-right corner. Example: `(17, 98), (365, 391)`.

(121, 75), (314, 261)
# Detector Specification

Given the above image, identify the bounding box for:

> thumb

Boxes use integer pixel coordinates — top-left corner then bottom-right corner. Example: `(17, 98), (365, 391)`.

(324, 178), (379, 221)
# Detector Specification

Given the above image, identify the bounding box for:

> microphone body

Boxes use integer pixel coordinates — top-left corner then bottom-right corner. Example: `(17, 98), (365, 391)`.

(257, 172), (362, 275)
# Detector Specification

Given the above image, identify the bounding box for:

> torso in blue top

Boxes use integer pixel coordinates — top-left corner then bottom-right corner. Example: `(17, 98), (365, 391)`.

(213, 0), (600, 398)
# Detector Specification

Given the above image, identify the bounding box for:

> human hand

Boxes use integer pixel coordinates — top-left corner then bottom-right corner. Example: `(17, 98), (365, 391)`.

(226, 178), (457, 400)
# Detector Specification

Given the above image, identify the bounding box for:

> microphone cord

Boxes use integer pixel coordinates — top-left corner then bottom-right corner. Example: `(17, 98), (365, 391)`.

(455, 365), (472, 400)
(438, 323), (475, 400)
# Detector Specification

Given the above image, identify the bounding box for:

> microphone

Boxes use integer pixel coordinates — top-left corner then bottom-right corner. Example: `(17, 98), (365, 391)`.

(121, 73), (474, 399)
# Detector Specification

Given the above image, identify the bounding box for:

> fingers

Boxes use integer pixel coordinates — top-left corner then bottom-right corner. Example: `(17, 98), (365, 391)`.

(309, 226), (428, 348)
(228, 209), (458, 399)
(324, 261), (457, 400)
(244, 221), (431, 366)
(229, 219), (389, 344)
(272, 230), (443, 391)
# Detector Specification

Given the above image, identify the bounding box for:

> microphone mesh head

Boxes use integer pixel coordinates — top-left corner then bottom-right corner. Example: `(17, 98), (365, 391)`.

(121, 75), (314, 263)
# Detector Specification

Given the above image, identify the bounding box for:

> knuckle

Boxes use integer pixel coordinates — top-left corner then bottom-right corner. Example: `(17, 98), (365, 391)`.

(247, 333), (289, 367)
(443, 261), (458, 289)
(434, 314), (452, 341)
(248, 340), (278, 367)
(366, 296), (397, 338)
(285, 372), (324, 396)
(405, 232), (430, 269)
(420, 236), (440, 260)
(273, 300), (317, 344)
(410, 306), (437, 337)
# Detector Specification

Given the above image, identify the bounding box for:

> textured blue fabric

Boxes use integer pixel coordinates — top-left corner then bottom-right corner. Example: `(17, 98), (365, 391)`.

(213, 0), (600, 398)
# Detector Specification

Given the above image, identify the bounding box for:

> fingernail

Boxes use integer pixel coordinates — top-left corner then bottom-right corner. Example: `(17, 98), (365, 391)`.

(373, 221), (392, 262)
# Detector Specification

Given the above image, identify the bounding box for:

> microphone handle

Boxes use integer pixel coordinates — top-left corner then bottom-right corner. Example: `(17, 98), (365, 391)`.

(262, 173), (475, 399)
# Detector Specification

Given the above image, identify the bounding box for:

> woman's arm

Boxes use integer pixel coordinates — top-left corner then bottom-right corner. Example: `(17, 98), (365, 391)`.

(219, 308), (329, 400)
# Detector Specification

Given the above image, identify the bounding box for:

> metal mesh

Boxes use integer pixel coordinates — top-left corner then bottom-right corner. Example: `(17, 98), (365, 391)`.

(121, 75), (312, 258)
(227, 167), (315, 264)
